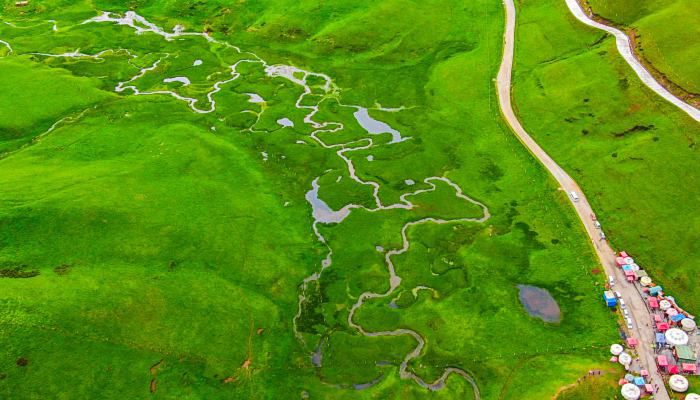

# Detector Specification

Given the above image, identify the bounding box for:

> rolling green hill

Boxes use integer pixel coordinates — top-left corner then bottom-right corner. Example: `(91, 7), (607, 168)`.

(513, 0), (700, 313)
(586, 0), (700, 96)
(1, 0), (621, 398)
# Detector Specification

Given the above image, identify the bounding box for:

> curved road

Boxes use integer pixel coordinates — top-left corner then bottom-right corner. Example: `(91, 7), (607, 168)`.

(564, 0), (700, 122)
(497, 0), (670, 398)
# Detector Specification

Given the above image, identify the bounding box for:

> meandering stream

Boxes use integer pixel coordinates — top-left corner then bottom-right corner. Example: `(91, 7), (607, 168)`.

(2, 12), (487, 396)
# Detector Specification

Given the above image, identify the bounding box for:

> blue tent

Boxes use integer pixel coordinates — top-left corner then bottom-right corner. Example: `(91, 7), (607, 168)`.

(649, 286), (663, 295)
(656, 332), (666, 345)
(622, 264), (632, 271)
(634, 376), (645, 386)
(671, 314), (685, 322)
(603, 291), (617, 307)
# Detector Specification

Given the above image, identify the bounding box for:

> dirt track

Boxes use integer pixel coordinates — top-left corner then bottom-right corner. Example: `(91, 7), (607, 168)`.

(496, 0), (670, 398)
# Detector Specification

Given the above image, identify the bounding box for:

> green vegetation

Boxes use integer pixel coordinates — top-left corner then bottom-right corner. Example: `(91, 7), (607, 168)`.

(554, 370), (618, 399)
(0, 0), (622, 398)
(586, 0), (700, 95)
(512, 0), (700, 311)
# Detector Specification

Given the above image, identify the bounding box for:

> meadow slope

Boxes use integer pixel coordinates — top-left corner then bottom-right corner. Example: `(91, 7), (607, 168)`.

(0, 0), (617, 398)
(513, 0), (700, 312)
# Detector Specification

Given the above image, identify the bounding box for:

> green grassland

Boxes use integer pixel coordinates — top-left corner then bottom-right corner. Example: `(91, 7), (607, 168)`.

(586, 0), (700, 94)
(0, 0), (621, 398)
(512, 0), (700, 312)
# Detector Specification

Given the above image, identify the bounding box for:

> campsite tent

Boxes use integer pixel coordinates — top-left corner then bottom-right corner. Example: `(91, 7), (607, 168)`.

(666, 328), (689, 346)
(681, 318), (697, 332)
(621, 383), (641, 400)
(682, 363), (697, 374)
(610, 344), (624, 355)
(660, 300), (672, 310)
(649, 297), (659, 308)
(619, 352), (633, 366)
(669, 374), (689, 392)
(671, 314), (685, 323)
(656, 332), (666, 346)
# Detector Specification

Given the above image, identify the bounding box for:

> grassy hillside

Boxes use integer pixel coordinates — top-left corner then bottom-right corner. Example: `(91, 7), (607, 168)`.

(513, 0), (700, 312)
(0, 0), (618, 398)
(586, 0), (700, 95)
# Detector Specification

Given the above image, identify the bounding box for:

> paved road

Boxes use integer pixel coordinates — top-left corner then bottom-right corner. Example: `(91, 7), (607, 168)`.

(496, 0), (670, 398)
(564, 0), (700, 123)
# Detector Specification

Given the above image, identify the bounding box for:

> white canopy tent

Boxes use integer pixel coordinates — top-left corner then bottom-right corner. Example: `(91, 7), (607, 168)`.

(610, 344), (624, 355)
(669, 374), (689, 392)
(681, 318), (697, 332)
(621, 383), (641, 400)
(618, 352), (632, 366)
(665, 328), (689, 346)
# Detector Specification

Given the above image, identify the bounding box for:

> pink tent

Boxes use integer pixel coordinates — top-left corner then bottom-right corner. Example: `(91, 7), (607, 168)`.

(610, 356), (618, 362)
(682, 363), (697, 373)
(656, 322), (670, 331)
(620, 251), (629, 258)
(667, 308), (679, 316)
(640, 369), (649, 376)
(657, 355), (669, 367)
(627, 337), (639, 347)
(654, 315), (663, 322)
(644, 384), (654, 393)
(668, 365), (680, 374)
(649, 297), (659, 308)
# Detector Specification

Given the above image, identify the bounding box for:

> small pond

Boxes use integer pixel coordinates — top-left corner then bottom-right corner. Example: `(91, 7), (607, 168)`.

(517, 284), (561, 323)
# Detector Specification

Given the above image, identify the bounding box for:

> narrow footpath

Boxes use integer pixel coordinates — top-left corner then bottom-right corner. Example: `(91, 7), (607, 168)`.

(496, 0), (671, 398)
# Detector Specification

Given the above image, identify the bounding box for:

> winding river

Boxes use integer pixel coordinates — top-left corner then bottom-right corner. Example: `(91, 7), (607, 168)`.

(2, 11), (488, 396)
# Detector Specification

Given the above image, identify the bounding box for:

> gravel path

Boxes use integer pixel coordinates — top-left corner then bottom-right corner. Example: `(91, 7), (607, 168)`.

(497, 0), (671, 398)
(564, 0), (700, 122)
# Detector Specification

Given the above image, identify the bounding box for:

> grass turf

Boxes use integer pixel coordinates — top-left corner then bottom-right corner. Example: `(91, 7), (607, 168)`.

(586, 0), (700, 94)
(513, 0), (700, 311)
(0, 0), (623, 398)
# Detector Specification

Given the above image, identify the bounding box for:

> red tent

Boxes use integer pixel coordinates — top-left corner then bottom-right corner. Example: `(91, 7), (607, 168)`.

(668, 365), (680, 374)
(657, 355), (669, 367)
(656, 322), (670, 331)
(627, 337), (639, 347)
(682, 363), (697, 373)
(649, 297), (659, 308)
(620, 251), (629, 258)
